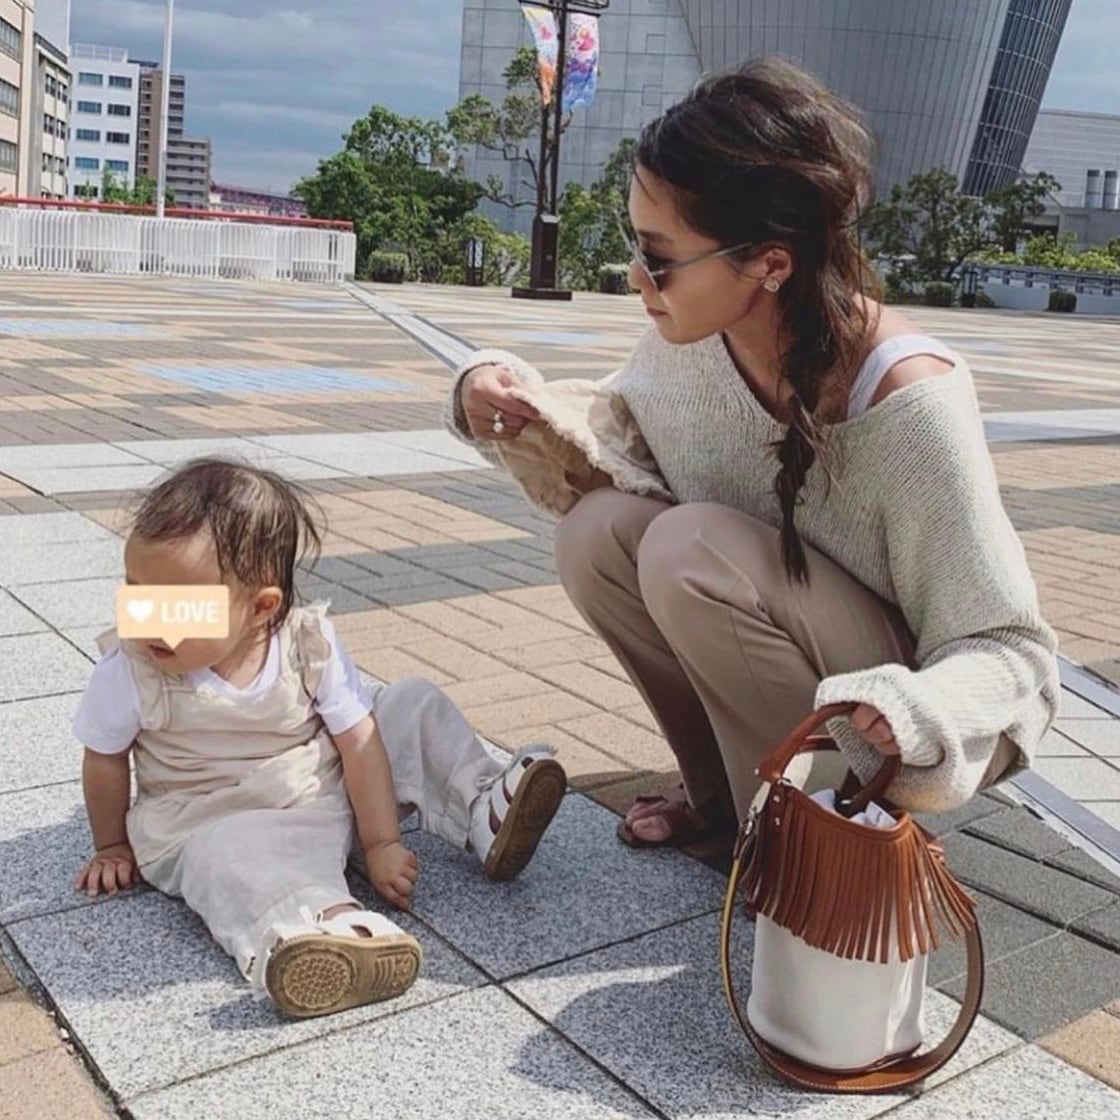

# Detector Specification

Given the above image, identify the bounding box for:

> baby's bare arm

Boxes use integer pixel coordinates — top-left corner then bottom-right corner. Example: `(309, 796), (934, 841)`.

(76, 748), (138, 896)
(333, 716), (417, 910)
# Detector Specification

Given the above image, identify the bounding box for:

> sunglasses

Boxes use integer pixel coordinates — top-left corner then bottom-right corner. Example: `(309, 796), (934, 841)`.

(616, 213), (761, 293)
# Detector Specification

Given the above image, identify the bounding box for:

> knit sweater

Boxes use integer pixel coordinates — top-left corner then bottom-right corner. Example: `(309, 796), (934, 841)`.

(445, 329), (1060, 812)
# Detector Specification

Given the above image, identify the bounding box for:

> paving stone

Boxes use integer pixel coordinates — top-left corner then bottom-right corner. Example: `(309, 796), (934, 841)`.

(1060, 691), (1115, 719)
(9, 578), (116, 631)
(883, 1043), (1120, 1118)
(964, 806), (1074, 860)
(0, 633), (94, 704)
(0, 443), (148, 471)
(1034, 756), (1120, 801)
(1074, 902), (1120, 951)
(942, 931), (1120, 1039)
(928, 891), (1059, 987)
(1055, 719), (1120, 756)
(405, 793), (723, 979)
(0, 693), (85, 792)
(1036, 728), (1089, 756)
(509, 913), (1017, 1120)
(0, 1046), (115, 1119)
(7, 464), (166, 495)
(366, 580), (481, 607)
(1041, 1010), (1120, 1091)
(943, 833), (1116, 926)
(6, 885), (485, 1099)
(0, 963), (15, 997)
(447, 566), (531, 592)
(125, 987), (651, 1120)
(0, 591), (48, 638)
(913, 796), (1005, 837)
(0, 782), (118, 923)
(1045, 848), (1120, 893)
(0, 539), (123, 586)
(0, 992), (61, 1066)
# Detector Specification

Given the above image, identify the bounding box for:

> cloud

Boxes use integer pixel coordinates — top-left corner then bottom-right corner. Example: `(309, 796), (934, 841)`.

(1044, 0), (1120, 114)
(71, 0), (464, 192)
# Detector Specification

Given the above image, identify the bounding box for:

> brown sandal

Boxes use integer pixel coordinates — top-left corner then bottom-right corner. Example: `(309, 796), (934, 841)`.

(616, 788), (736, 850)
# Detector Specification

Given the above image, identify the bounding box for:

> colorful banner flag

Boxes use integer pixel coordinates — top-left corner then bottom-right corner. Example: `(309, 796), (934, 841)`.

(563, 13), (601, 113)
(522, 5), (559, 107)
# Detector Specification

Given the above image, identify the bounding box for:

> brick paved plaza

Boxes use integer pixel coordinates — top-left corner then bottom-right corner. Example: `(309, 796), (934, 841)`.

(1, 274), (1119, 1118)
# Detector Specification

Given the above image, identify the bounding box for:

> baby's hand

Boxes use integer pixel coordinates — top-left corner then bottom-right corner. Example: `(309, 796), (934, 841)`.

(364, 840), (418, 912)
(74, 842), (139, 897)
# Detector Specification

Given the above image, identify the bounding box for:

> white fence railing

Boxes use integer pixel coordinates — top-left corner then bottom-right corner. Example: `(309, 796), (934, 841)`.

(975, 264), (1120, 315)
(0, 208), (357, 284)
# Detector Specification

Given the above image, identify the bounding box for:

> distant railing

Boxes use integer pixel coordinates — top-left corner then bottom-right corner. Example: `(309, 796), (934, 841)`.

(0, 199), (357, 284)
(973, 263), (1120, 314)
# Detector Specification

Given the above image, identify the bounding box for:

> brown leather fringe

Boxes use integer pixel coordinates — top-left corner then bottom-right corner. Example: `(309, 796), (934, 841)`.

(741, 786), (977, 964)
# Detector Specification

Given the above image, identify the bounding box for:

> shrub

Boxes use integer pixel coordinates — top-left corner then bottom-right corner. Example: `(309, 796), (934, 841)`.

(924, 282), (954, 307)
(367, 251), (409, 284)
(974, 289), (996, 309)
(1048, 289), (1077, 313)
(882, 273), (915, 305)
(598, 264), (630, 295)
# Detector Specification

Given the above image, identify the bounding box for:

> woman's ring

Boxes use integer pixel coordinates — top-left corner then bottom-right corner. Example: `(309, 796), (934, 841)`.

(492, 410), (505, 435)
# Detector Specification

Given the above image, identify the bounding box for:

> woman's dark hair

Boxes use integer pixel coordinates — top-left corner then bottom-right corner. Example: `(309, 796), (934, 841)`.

(636, 56), (880, 582)
(131, 458), (323, 633)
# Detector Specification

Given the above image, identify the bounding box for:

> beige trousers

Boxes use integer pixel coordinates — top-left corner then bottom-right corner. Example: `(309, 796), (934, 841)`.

(553, 490), (920, 819)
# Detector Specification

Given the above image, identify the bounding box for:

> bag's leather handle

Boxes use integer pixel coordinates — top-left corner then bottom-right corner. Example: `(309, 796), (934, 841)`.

(719, 826), (984, 1093)
(757, 702), (901, 817)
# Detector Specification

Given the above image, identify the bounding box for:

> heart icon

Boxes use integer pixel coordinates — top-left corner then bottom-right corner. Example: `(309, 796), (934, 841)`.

(127, 600), (154, 624)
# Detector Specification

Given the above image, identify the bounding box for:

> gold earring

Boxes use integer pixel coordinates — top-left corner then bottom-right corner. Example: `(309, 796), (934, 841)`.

(763, 278), (781, 293)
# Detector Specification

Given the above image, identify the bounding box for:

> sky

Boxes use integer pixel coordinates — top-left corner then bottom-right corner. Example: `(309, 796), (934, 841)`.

(66, 0), (1120, 196)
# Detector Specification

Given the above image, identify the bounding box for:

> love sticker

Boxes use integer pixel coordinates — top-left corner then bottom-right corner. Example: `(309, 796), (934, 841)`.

(116, 586), (230, 648)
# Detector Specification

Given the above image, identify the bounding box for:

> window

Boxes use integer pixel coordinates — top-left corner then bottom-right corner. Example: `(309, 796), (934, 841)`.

(79, 72), (104, 87)
(0, 140), (17, 172)
(109, 75), (133, 90)
(107, 103), (132, 118)
(74, 156), (100, 171)
(77, 100), (102, 114)
(75, 128), (101, 142)
(0, 17), (20, 62)
(75, 184), (99, 199)
(106, 160), (130, 173)
(0, 79), (18, 118)
(106, 131), (130, 145)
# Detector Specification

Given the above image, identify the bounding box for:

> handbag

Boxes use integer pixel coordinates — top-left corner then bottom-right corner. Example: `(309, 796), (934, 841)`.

(719, 702), (985, 1094)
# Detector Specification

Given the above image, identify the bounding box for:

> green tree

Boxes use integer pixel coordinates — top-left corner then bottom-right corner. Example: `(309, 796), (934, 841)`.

(100, 170), (174, 207)
(447, 45), (575, 213)
(558, 138), (635, 290)
(295, 106), (482, 274)
(863, 168), (991, 285)
(987, 172), (1062, 252)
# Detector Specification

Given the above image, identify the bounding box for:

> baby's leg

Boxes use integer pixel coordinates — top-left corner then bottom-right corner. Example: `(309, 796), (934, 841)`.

(172, 795), (420, 1016)
(372, 677), (566, 880)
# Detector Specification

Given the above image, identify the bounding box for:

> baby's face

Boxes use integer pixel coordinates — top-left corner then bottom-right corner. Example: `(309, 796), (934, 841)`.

(122, 529), (269, 675)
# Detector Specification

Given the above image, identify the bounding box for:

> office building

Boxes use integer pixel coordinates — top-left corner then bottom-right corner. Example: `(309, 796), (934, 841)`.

(0, 0), (34, 197)
(29, 30), (68, 198)
(210, 182), (307, 218)
(1023, 108), (1120, 248)
(68, 43), (140, 199)
(459, 0), (1074, 229)
(136, 61), (211, 209)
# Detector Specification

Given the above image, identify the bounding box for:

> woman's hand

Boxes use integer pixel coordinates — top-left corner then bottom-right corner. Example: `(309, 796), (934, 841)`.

(461, 364), (540, 441)
(849, 704), (900, 756)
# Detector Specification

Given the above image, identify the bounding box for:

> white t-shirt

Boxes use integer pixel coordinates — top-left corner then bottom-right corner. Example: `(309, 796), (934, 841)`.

(73, 616), (374, 755)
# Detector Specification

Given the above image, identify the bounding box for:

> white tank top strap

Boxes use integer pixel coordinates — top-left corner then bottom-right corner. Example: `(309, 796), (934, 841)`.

(847, 334), (956, 420)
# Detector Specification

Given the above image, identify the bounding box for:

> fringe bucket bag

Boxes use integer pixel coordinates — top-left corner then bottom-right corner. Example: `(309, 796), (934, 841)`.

(719, 703), (985, 1093)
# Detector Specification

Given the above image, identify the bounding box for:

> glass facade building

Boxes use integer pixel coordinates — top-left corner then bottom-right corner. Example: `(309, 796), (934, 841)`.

(459, 0), (1074, 229)
(963, 0), (1073, 197)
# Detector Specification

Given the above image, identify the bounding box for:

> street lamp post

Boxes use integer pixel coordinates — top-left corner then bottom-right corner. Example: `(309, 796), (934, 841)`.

(514, 0), (609, 301)
(155, 0), (175, 219)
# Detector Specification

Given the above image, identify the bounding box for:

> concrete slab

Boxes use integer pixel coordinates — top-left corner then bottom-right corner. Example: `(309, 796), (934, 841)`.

(9, 578), (116, 631)
(0, 540), (123, 586)
(0, 693), (84, 792)
(6, 888), (486, 1099)
(405, 794), (725, 979)
(0, 633), (96, 703)
(125, 987), (653, 1120)
(0, 591), (48, 638)
(882, 1043), (1120, 1118)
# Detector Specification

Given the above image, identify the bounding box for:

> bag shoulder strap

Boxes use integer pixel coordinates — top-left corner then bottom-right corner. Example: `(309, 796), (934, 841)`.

(719, 830), (985, 1094)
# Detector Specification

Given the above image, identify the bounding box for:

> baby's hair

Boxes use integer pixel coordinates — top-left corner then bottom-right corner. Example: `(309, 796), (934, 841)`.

(130, 458), (323, 633)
